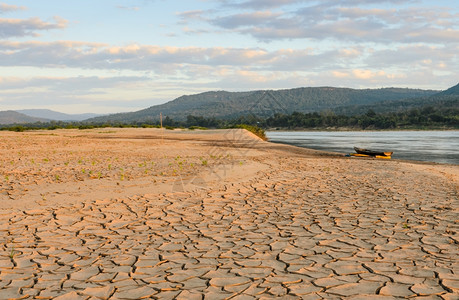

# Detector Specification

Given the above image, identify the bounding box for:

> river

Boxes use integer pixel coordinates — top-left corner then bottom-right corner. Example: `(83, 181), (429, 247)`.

(266, 130), (459, 165)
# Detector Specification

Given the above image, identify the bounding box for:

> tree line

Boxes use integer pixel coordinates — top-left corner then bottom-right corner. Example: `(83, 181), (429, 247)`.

(263, 106), (458, 129)
(180, 106), (459, 130)
(1, 105), (458, 133)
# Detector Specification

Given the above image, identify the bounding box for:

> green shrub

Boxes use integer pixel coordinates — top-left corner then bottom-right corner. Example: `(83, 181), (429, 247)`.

(233, 124), (267, 140)
(10, 126), (25, 132)
(189, 126), (208, 130)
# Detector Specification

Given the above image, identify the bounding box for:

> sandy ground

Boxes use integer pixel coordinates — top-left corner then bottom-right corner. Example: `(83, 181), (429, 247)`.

(0, 128), (457, 299)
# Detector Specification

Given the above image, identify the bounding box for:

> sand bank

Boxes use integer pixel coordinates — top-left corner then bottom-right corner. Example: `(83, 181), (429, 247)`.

(0, 128), (457, 299)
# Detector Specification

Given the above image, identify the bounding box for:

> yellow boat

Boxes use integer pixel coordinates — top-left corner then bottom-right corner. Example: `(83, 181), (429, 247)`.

(350, 153), (391, 159)
(354, 147), (393, 157)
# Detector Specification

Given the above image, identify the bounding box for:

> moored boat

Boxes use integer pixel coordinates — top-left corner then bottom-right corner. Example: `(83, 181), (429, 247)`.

(349, 153), (392, 159)
(353, 147), (393, 158)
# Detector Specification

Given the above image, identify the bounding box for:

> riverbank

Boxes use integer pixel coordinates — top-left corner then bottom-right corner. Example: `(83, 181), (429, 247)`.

(0, 128), (458, 298)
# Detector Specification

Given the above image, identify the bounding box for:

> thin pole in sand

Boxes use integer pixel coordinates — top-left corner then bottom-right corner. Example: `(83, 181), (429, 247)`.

(160, 112), (164, 143)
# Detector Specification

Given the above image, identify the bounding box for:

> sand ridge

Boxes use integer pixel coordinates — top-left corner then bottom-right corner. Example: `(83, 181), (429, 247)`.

(0, 128), (458, 299)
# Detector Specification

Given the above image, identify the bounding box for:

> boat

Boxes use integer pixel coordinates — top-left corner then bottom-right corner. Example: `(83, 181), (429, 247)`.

(352, 147), (393, 159)
(354, 147), (393, 157)
(349, 153), (392, 159)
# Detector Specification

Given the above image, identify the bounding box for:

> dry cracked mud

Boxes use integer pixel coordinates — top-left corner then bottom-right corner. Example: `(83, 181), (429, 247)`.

(0, 128), (458, 299)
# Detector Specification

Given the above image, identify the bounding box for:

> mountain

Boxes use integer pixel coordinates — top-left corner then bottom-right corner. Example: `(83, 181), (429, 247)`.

(16, 109), (102, 121)
(436, 82), (459, 96)
(335, 84), (459, 115)
(87, 87), (438, 123)
(0, 111), (50, 125)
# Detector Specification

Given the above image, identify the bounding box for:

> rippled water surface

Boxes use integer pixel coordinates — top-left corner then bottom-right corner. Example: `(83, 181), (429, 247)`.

(266, 131), (459, 165)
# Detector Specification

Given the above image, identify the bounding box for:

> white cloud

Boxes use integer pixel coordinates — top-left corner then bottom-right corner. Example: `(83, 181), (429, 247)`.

(365, 44), (459, 69)
(116, 5), (140, 11)
(0, 41), (361, 75)
(0, 16), (68, 38)
(217, 0), (419, 9)
(0, 75), (150, 94)
(0, 3), (26, 13)
(1, 0), (458, 113)
(193, 1), (459, 45)
(0, 75), (157, 113)
(0, 40), (457, 85)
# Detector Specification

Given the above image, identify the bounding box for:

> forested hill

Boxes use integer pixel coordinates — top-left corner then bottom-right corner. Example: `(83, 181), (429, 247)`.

(86, 87), (438, 123)
(0, 111), (49, 125)
(335, 84), (459, 115)
(437, 82), (459, 96)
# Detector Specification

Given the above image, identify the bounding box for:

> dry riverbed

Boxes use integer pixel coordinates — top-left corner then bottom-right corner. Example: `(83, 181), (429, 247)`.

(0, 128), (458, 299)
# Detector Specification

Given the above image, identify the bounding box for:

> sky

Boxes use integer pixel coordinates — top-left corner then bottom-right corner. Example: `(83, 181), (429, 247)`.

(0, 0), (458, 114)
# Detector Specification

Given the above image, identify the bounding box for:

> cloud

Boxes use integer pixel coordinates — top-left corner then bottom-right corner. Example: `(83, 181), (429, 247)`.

(2, 0), (457, 114)
(0, 34), (457, 112)
(194, 1), (459, 44)
(0, 40), (349, 74)
(365, 44), (459, 69)
(116, 5), (140, 11)
(177, 10), (207, 22)
(0, 16), (68, 38)
(218, 0), (309, 10)
(0, 3), (26, 13)
(0, 75), (149, 94)
(351, 69), (387, 80)
(0, 40), (457, 79)
(211, 11), (283, 29)
(218, 0), (419, 10)
(0, 75), (156, 113)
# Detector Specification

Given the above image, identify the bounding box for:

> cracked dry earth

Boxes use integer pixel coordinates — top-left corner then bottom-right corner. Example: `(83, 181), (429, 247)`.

(0, 129), (458, 299)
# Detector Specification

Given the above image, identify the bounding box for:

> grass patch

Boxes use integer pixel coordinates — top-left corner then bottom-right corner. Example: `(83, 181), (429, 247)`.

(188, 126), (208, 130)
(232, 124), (267, 140)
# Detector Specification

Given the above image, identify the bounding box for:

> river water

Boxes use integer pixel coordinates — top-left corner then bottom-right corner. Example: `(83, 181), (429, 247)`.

(266, 131), (459, 165)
